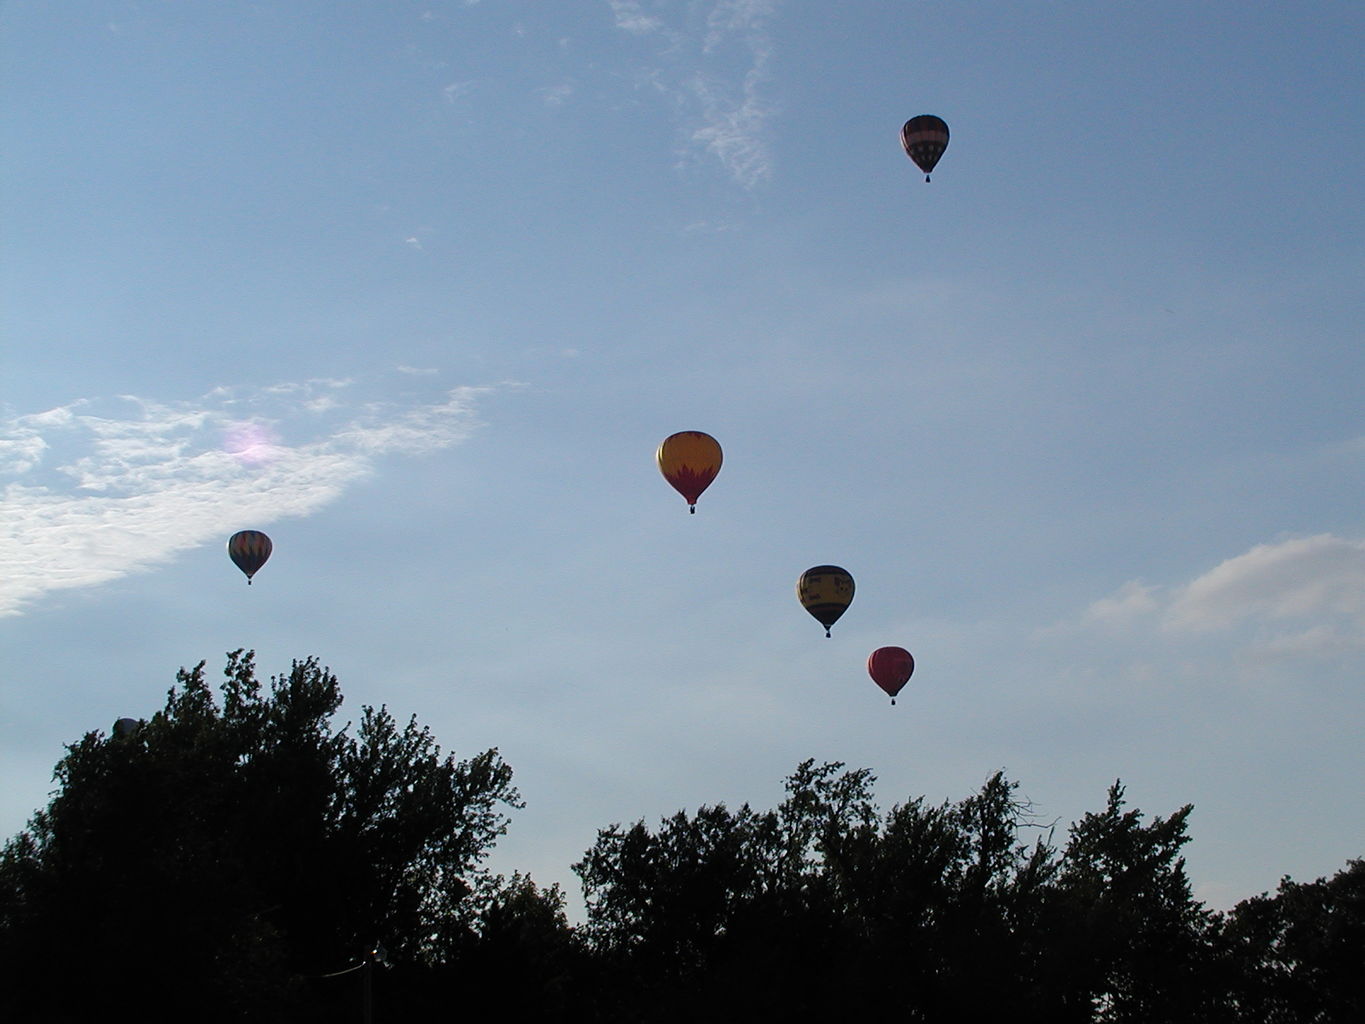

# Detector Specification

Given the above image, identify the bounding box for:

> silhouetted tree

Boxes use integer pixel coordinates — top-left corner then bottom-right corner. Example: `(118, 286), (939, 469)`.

(574, 762), (1063, 1020)
(7, 669), (1361, 1024)
(1039, 782), (1220, 1022)
(0, 651), (524, 1022)
(572, 763), (1335, 1023)
(1218, 858), (1365, 1022)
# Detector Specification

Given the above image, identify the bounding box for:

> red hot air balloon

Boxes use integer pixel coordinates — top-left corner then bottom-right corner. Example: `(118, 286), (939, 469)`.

(867, 646), (914, 705)
(657, 431), (723, 513)
(228, 530), (272, 585)
(901, 115), (949, 181)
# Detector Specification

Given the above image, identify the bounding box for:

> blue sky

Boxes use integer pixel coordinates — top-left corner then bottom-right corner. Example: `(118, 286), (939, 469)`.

(3, 1), (1362, 915)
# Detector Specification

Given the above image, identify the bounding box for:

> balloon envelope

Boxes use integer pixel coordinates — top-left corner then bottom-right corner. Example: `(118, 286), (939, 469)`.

(868, 646), (915, 702)
(797, 565), (854, 636)
(228, 530), (272, 584)
(657, 431), (722, 513)
(901, 114), (949, 180)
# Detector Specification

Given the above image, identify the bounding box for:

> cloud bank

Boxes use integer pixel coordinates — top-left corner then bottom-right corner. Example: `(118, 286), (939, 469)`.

(0, 380), (492, 617)
(1081, 535), (1365, 657)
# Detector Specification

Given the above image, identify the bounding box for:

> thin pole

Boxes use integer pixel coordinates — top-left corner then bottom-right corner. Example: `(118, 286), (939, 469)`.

(363, 955), (372, 1024)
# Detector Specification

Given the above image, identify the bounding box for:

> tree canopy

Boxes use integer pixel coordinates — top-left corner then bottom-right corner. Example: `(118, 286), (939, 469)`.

(573, 761), (1211, 1020)
(2, 654), (1360, 1022)
(0, 651), (532, 1021)
(573, 762), (1361, 1022)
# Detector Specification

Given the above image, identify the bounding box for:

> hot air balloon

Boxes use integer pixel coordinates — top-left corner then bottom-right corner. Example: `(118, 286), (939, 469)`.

(867, 646), (914, 705)
(228, 530), (272, 584)
(797, 565), (854, 637)
(901, 114), (949, 181)
(657, 431), (722, 513)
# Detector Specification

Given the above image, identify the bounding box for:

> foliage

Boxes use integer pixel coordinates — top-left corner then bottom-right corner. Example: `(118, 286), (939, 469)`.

(3, 669), (1361, 1022)
(574, 762), (1244, 1022)
(1042, 783), (1218, 1022)
(0, 651), (525, 1021)
(572, 763), (1363, 1022)
(574, 761), (1066, 1019)
(1218, 859), (1365, 1022)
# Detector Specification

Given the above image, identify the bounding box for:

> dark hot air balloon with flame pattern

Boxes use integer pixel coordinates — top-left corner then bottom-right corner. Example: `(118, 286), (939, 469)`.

(901, 115), (949, 181)
(228, 530), (272, 584)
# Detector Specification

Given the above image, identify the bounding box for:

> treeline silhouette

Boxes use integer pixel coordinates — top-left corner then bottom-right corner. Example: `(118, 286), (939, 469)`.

(2, 654), (1360, 1022)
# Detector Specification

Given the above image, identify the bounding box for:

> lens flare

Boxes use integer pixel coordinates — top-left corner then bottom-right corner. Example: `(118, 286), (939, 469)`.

(223, 422), (279, 465)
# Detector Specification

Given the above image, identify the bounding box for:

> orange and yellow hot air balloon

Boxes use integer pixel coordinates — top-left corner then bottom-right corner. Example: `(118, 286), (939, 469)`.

(657, 431), (722, 513)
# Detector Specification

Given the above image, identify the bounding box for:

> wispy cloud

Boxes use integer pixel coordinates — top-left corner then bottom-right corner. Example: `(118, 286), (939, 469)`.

(1075, 535), (1365, 657)
(538, 82), (576, 107)
(608, 0), (781, 188)
(443, 80), (474, 104)
(0, 381), (494, 617)
(607, 0), (665, 36)
(1084, 579), (1161, 624)
(685, 62), (774, 189)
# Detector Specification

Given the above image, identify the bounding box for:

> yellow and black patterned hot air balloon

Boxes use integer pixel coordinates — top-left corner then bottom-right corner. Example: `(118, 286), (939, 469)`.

(657, 431), (722, 513)
(228, 530), (272, 585)
(901, 114), (949, 181)
(797, 565), (854, 637)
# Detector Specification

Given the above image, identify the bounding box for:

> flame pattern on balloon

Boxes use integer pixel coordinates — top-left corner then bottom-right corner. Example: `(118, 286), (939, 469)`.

(228, 530), (272, 584)
(657, 431), (723, 513)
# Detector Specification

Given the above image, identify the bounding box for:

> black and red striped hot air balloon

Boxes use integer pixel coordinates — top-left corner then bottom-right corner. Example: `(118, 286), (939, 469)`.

(901, 114), (949, 181)
(228, 530), (272, 585)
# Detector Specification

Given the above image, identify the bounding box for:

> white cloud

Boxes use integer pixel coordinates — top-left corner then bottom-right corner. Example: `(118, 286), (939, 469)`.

(1084, 579), (1162, 625)
(261, 378), (352, 397)
(0, 435), (49, 475)
(695, 1), (778, 188)
(1077, 535), (1365, 657)
(0, 382), (494, 617)
(609, 0), (781, 188)
(1166, 535), (1365, 632)
(686, 65), (773, 189)
(681, 219), (737, 235)
(702, 0), (778, 52)
(443, 81), (474, 106)
(607, 0), (664, 36)
(1259, 624), (1365, 658)
(538, 82), (575, 107)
